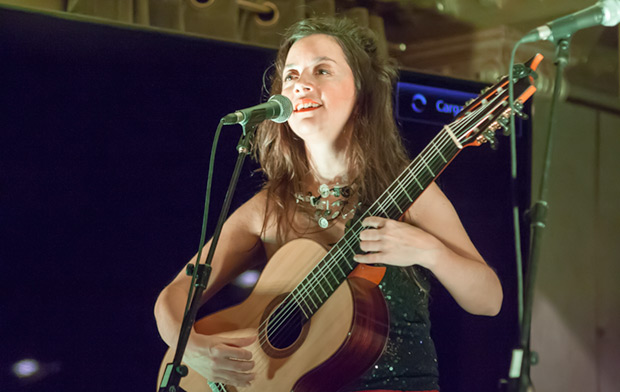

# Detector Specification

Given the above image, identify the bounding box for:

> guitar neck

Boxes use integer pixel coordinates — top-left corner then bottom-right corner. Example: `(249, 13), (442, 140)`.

(290, 127), (462, 320)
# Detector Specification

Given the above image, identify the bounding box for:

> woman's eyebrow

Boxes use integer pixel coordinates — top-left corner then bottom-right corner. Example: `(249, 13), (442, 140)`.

(284, 56), (337, 72)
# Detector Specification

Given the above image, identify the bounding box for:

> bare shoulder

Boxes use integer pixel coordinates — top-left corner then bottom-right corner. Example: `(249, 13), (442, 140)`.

(225, 189), (269, 237)
(406, 182), (455, 225)
(405, 182), (484, 262)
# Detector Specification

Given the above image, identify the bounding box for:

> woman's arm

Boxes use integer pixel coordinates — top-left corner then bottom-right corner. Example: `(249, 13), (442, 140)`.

(355, 182), (503, 316)
(154, 191), (268, 387)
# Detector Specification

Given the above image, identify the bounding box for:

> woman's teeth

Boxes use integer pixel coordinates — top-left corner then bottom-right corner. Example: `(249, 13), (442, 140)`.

(295, 102), (321, 111)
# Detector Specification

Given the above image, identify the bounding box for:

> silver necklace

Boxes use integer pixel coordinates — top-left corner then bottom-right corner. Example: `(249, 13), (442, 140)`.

(294, 184), (360, 228)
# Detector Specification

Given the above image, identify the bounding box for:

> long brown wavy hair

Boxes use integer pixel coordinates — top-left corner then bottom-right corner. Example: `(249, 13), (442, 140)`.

(253, 17), (411, 245)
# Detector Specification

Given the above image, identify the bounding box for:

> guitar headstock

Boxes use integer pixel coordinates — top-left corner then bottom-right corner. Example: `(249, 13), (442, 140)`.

(453, 54), (544, 149)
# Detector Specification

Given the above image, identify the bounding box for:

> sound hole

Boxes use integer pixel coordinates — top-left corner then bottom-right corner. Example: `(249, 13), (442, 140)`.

(259, 293), (310, 359)
(267, 300), (305, 349)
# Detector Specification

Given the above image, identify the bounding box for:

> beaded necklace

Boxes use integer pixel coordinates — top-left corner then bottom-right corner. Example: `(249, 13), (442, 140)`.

(294, 183), (361, 228)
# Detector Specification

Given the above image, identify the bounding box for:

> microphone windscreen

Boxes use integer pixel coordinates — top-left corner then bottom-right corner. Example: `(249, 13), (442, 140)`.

(269, 95), (293, 123)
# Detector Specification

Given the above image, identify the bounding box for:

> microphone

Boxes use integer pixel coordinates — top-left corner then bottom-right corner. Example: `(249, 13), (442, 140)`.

(222, 94), (293, 126)
(521, 0), (620, 43)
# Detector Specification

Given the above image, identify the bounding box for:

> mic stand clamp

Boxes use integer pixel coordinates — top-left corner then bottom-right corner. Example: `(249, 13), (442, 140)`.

(158, 120), (258, 392)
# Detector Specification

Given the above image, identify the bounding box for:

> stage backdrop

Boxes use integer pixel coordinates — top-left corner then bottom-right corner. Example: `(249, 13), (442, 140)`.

(0, 6), (530, 392)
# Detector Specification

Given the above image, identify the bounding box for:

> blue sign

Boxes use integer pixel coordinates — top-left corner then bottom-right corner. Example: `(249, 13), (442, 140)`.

(396, 82), (478, 127)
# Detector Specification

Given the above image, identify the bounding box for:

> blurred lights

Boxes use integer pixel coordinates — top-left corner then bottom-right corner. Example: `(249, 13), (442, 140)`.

(234, 270), (260, 288)
(11, 358), (61, 383)
(12, 359), (40, 378)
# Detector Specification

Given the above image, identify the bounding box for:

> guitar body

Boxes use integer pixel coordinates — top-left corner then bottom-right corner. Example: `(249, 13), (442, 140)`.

(158, 238), (389, 392)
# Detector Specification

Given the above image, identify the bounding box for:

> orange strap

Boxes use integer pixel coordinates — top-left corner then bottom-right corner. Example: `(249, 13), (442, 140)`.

(349, 264), (386, 286)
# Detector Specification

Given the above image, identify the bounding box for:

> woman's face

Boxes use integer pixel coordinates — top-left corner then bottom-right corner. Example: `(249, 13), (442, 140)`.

(281, 34), (356, 146)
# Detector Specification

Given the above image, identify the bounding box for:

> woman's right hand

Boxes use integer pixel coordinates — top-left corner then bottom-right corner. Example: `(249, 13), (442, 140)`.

(182, 333), (257, 388)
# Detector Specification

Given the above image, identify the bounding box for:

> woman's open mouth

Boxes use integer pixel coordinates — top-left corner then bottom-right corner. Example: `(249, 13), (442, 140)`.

(294, 99), (322, 113)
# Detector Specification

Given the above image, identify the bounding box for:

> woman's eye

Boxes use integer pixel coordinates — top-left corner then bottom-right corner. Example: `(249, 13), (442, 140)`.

(318, 69), (329, 75)
(284, 73), (296, 82)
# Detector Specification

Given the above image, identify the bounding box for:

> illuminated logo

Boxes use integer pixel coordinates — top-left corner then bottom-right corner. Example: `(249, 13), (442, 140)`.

(411, 93), (427, 113)
(396, 81), (477, 126)
(435, 99), (463, 116)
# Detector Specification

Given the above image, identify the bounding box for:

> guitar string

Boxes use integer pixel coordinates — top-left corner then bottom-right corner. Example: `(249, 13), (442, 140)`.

(208, 85), (513, 389)
(208, 381), (226, 392)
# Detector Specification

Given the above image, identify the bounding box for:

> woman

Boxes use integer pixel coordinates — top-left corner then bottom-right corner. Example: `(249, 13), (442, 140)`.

(154, 17), (503, 392)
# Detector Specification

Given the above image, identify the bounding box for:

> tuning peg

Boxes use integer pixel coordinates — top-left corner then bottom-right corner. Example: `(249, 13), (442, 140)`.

(517, 111), (529, 120)
(483, 130), (498, 150)
(510, 100), (529, 120)
(497, 115), (511, 136)
(511, 108), (528, 120)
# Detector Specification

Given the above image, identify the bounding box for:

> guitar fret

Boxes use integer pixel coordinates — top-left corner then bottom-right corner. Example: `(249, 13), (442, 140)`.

(304, 284), (319, 309)
(334, 258), (346, 276)
(315, 275), (329, 297)
(340, 242), (357, 270)
(375, 202), (389, 218)
(415, 176), (424, 190)
(326, 263), (340, 283)
(397, 179), (413, 202)
(319, 259), (337, 289)
(405, 166), (423, 191)
(321, 268), (335, 291)
(310, 288), (325, 305)
(386, 191), (403, 214)
(421, 155), (436, 177)
(407, 165), (422, 189)
(431, 140), (448, 163)
(443, 124), (463, 149)
(302, 290), (315, 315)
(292, 293), (310, 318)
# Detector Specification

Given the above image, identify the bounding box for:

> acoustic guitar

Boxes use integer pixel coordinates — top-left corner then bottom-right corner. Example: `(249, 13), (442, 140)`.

(158, 54), (543, 392)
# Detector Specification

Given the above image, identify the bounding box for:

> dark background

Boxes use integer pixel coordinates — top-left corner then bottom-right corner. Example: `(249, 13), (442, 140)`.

(0, 6), (530, 392)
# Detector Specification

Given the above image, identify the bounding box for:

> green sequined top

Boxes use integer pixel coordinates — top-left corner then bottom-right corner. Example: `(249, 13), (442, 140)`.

(343, 265), (440, 391)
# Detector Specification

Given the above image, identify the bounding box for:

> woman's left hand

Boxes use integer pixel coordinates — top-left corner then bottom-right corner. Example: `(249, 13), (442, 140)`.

(354, 216), (445, 268)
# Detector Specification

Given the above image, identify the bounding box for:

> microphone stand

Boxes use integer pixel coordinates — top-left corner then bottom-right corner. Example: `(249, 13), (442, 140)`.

(506, 36), (571, 392)
(158, 120), (258, 392)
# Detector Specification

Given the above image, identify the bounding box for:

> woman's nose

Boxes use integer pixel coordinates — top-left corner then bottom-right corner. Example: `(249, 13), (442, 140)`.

(294, 75), (314, 93)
